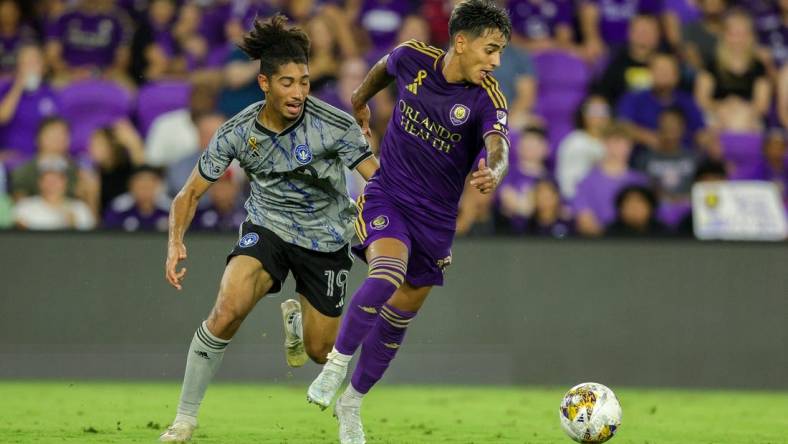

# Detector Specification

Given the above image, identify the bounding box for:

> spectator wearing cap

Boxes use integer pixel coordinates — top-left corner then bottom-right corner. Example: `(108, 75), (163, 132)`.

(0, 45), (60, 165)
(12, 157), (95, 230)
(103, 164), (169, 231)
(573, 123), (649, 236)
(556, 95), (611, 199)
(605, 184), (668, 237)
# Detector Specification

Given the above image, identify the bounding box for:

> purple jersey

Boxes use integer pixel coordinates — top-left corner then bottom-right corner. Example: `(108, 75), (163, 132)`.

(375, 40), (509, 229)
(508, 0), (573, 40)
(586, 0), (664, 46)
(103, 202), (169, 231)
(0, 81), (59, 159)
(47, 10), (131, 68)
(359, 0), (415, 53)
(572, 166), (648, 225)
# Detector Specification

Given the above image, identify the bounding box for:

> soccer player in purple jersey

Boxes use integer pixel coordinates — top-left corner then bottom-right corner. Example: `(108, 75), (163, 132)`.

(306, 1), (512, 443)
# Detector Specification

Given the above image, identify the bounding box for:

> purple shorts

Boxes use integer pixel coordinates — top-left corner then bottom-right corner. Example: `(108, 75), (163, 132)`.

(351, 188), (455, 287)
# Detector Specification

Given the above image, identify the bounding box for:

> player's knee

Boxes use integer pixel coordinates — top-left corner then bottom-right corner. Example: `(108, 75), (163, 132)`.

(207, 300), (247, 339)
(304, 339), (333, 364)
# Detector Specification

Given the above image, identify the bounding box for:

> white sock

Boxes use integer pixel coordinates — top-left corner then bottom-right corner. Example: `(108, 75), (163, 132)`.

(325, 346), (352, 372)
(174, 413), (197, 427)
(176, 321), (230, 419)
(341, 384), (364, 406)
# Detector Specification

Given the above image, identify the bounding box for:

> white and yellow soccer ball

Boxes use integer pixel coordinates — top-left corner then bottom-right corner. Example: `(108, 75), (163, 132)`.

(559, 382), (622, 443)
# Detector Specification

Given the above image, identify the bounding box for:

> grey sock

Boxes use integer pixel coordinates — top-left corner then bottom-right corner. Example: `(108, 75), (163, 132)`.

(176, 321), (230, 419)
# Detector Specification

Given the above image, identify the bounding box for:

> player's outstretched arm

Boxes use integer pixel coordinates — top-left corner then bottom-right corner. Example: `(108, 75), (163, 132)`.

(166, 167), (212, 290)
(350, 55), (394, 137)
(470, 133), (509, 194)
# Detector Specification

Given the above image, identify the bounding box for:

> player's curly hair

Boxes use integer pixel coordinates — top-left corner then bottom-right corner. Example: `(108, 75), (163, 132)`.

(238, 14), (310, 77)
(448, 0), (512, 42)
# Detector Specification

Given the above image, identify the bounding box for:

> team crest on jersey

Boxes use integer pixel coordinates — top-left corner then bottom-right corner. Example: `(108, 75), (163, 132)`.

(497, 110), (508, 125)
(293, 144), (313, 165)
(406, 70), (427, 95)
(450, 104), (470, 126)
(370, 215), (389, 230)
(239, 232), (259, 248)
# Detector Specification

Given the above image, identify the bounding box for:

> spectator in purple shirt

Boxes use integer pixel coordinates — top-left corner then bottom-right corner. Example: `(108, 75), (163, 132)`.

(45, 0), (133, 83)
(579, 0), (665, 54)
(508, 0), (577, 53)
(0, 0), (38, 78)
(497, 126), (550, 233)
(617, 52), (706, 149)
(592, 15), (661, 106)
(525, 178), (574, 238)
(0, 45), (59, 165)
(573, 123), (648, 236)
(103, 164), (170, 231)
(192, 171), (246, 232)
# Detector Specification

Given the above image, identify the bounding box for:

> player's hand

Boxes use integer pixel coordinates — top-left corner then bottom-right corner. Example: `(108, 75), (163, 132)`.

(353, 104), (372, 139)
(470, 158), (497, 194)
(166, 241), (188, 290)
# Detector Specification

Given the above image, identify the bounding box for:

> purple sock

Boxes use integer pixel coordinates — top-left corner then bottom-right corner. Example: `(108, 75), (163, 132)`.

(351, 303), (417, 394)
(334, 256), (407, 355)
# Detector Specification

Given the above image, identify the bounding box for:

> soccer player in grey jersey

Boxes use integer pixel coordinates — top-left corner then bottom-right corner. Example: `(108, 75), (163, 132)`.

(159, 15), (378, 442)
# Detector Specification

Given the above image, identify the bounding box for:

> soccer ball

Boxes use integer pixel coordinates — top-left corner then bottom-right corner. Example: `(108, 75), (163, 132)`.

(559, 382), (622, 443)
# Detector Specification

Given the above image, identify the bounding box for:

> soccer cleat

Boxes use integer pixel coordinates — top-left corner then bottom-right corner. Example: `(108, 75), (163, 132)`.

(334, 395), (366, 444)
(306, 363), (347, 410)
(159, 421), (196, 442)
(281, 299), (308, 368)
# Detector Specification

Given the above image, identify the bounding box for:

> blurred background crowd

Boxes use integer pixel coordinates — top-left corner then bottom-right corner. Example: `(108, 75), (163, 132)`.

(0, 0), (786, 238)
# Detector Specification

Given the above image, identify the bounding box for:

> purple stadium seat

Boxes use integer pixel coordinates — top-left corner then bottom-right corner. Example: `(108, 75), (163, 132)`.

(58, 79), (134, 156)
(136, 81), (190, 136)
(719, 131), (763, 175)
(532, 50), (590, 161)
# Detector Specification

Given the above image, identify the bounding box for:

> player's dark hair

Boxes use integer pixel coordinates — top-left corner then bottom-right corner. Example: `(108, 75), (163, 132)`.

(238, 14), (310, 77)
(448, 0), (512, 43)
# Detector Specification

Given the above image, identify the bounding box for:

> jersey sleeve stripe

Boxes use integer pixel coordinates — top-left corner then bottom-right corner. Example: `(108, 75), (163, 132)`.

(399, 40), (443, 59)
(348, 150), (373, 170)
(482, 78), (503, 109)
(307, 109), (352, 131)
(197, 160), (218, 182)
(485, 76), (508, 109)
(482, 77), (507, 109)
(308, 99), (355, 126)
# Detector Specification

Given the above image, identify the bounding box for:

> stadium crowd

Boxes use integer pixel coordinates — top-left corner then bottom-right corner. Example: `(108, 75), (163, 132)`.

(0, 0), (786, 238)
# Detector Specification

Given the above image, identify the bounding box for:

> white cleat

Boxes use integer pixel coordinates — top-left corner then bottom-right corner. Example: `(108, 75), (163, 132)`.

(334, 396), (366, 444)
(281, 299), (308, 368)
(306, 363), (347, 410)
(159, 421), (196, 442)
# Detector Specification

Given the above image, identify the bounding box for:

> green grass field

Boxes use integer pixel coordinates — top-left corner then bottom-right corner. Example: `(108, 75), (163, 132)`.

(1, 382), (786, 443)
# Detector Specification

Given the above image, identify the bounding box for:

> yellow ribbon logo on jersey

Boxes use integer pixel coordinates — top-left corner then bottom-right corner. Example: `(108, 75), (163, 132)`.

(248, 136), (258, 151)
(406, 70), (427, 95)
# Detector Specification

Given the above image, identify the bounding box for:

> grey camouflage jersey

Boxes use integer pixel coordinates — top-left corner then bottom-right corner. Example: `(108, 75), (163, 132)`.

(198, 96), (373, 252)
